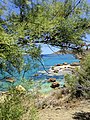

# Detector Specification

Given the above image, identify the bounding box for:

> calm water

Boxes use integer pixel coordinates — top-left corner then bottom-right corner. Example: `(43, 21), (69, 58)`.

(0, 54), (79, 92)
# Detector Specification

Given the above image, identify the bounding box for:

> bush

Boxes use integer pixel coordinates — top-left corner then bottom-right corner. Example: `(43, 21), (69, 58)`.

(0, 88), (24, 120)
(65, 54), (90, 99)
(0, 88), (38, 120)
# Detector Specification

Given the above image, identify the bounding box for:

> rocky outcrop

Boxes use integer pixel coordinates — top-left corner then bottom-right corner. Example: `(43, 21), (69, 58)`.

(70, 62), (80, 66)
(16, 85), (26, 92)
(53, 70), (59, 73)
(6, 77), (15, 83)
(56, 64), (63, 66)
(47, 78), (56, 82)
(63, 62), (68, 65)
(50, 82), (60, 88)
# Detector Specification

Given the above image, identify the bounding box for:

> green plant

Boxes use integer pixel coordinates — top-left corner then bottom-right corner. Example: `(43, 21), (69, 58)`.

(51, 66), (54, 70)
(20, 93), (39, 120)
(65, 54), (90, 99)
(0, 88), (39, 120)
(65, 74), (80, 98)
(0, 88), (24, 120)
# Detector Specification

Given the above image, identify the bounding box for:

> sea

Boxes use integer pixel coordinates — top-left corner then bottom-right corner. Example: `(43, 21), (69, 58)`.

(0, 53), (79, 93)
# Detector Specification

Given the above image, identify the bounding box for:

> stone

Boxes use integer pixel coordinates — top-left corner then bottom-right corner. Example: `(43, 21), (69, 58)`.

(50, 82), (60, 88)
(55, 107), (62, 110)
(63, 62), (68, 65)
(16, 85), (26, 92)
(53, 70), (59, 73)
(47, 78), (56, 82)
(78, 56), (82, 59)
(56, 64), (62, 66)
(6, 77), (15, 83)
(70, 62), (80, 66)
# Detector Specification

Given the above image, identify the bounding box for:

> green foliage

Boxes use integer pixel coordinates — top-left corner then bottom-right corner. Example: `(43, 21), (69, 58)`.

(8, 0), (90, 45)
(0, 7), (41, 79)
(0, 89), (24, 120)
(27, 45), (41, 59)
(0, 0), (90, 80)
(65, 54), (90, 98)
(65, 74), (77, 90)
(19, 78), (34, 90)
(78, 54), (90, 95)
(0, 88), (38, 120)
(24, 0), (90, 50)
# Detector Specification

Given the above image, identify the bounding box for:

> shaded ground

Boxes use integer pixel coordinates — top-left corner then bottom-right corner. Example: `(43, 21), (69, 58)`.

(38, 100), (90, 120)
(73, 112), (90, 120)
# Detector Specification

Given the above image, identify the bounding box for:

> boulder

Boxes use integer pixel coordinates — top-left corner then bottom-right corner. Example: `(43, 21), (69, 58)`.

(70, 62), (80, 66)
(50, 82), (60, 88)
(53, 70), (59, 73)
(47, 78), (56, 82)
(78, 56), (82, 59)
(56, 64), (62, 66)
(6, 77), (15, 83)
(16, 85), (26, 92)
(63, 62), (68, 65)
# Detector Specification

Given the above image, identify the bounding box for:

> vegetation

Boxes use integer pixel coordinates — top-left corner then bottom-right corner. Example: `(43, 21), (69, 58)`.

(0, 88), (38, 120)
(0, 0), (90, 79)
(65, 53), (90, 98)
(0, 1), (90, 119)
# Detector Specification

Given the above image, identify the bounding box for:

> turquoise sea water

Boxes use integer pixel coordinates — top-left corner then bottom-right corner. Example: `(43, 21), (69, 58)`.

(0, 54), (79, 92)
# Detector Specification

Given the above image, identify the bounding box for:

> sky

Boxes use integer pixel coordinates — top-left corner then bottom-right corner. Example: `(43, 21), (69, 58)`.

(37, 43), (60, 54)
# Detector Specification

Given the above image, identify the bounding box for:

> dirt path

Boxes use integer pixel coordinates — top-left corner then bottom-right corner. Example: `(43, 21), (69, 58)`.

(38, 100), (90, 120)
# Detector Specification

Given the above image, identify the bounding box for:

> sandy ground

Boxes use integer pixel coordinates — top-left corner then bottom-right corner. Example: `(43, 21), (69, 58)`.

(38, 100), (90, 120)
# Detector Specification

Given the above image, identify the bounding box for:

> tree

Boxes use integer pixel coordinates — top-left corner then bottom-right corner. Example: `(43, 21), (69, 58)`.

(0, 0), (41, 79)
(0, 0), (90, 80)
(19, 0), (90, 52)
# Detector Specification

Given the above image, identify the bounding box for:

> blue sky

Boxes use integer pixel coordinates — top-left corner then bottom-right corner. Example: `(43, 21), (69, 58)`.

(37, 43), (60, 54)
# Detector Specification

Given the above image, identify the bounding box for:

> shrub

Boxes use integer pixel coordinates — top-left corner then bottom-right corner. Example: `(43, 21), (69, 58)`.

(65, 54), (90, 99)
(0, 88), (24, 120)
(0, 88), (38, 120)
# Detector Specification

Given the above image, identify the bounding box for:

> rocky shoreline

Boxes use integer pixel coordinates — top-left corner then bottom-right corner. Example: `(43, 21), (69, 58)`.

(53, 48), (90, 60)
(48, 62), (80, 77)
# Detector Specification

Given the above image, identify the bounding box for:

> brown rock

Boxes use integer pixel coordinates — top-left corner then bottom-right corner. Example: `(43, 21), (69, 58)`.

(53, 70), (59, 73)
(6, 77), (15, 83)
(50, 82), (60, 88)
(63, 62), (68, 65)
(56, 64), (62, 66)
(16, 85), (26, 92)
(70, 62), (80, 66)
(47, 78), (56, 82)
(78, 56), (82, 59)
